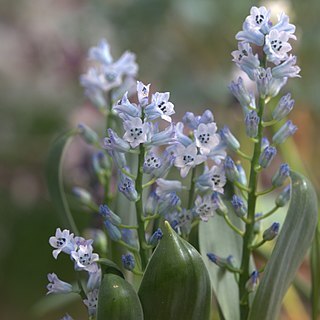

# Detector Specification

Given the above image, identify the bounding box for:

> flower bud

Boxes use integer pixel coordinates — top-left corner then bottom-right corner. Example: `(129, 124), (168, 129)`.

(212, 192), (228, 216)
(72, 187), (93, 206)
(276, 185), (291, 207)
(272, 93), (294, 121)
(104, 220), (122, 241)
(245, 110), (259, 138)
(148, 228), (163, 246)
(272, 163), (290, 187)
(77, 123), (99, 145)
(220, 126), (240, 150)
(207, 253), (235, 269)
(263, 222), (280, 241)
(237, 163), (247, 186)
(246, 271), (259, 292)
(272, 120), (297, 145)
(121, 253), (135, 271)
(259, 146), (277, 168)
(224, 156), (239, 182)
(231, 195), (247, 217)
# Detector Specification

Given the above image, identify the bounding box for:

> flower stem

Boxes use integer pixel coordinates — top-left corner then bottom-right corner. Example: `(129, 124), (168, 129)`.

(239, 96), (265, 319)
(223, 214), (244, 236)
(135, 143), (149, 270)
(187, 166), (197, 210)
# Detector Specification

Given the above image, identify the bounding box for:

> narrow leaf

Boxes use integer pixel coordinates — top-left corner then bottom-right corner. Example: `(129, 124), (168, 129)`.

(199, 201), (245, 320)
(249, 171), (318, 320)
(46, 130), (79, 234)
(310, 216), (320, 320)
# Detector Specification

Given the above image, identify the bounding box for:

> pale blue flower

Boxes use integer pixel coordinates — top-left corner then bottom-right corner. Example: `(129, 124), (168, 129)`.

(272, 55), (301, 79)
(212, 192), (228, 215)
(104, 128), (131, 153)
(156, 178), (184, 196)
(229, 77), (256, 109)
(147, 122), (176, 146)
(143, 151), (162, 174)
(88, 39), (113, 65)
(206, 141), (227, 164)
(244, 6), (271, 34)
(47, 273), (73, 295)
(83, 289), (99, 317)
(194, 194), (217, 222)
(49, 228), (75, 259)
(107, 149), (127, 169)
(196, 164), (226, 193)
(182, 110), (214, 130)
(271, 12), (296, 40)
(158, 192), (181, 215)
(194, 122), (220, 155)
(264, 29), (292, 65)
(60, 314), (74, 320)
(174, 143), (207, 178)
(80, 67), (109, 92)
(71, 245), (99, 273)
(123, 117), (149, 148)
(87, 268), (102, 291)
(152, 151), (175, 178)
(175, 122), (193, 146)
(118, 172), (139, 201)
(236, 20), (265, 46)
(145, 92), (175, 122)
(137, 81), (150, 107)
(231, 42), (260, 80)
(113, 92), (141, 120)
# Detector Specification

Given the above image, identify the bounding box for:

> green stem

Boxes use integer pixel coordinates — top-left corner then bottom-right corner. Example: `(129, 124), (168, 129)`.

(135, 144), (149, 270)
(239, 95), (265, 319)
(116, 240), (139, 253)
(223, 214), (244, 236)
(255, 206), (279, 222)
(142, 177), (157, 189)
(187, 166), (197, 210)
(255, 186), (276, 196)
(249, 239), (266, 250)
(236, 149), (252, 161)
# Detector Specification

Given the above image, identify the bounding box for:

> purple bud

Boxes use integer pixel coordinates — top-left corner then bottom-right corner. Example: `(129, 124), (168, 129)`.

(272, 163), (290, 187)
(272, 120), (297, 145)
(245, 110), (260, 138)
(224, 156), (239, 182)
(259, 146), (277, 168)
(231, 195), (247, 217)
(220, 126), (240, 150)
(121, 253), (135, 271)
(263, 222), (280, 241)
(272, 93), (295, 121)
(148, 228), (163, 246)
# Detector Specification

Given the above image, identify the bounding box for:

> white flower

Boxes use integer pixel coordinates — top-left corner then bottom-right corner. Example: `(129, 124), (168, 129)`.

(246, 6), (270, 32)
(71, 245), (99, 272)
(196, 164), (226, 193)
(194, 195), (216, 222)
(49, 228), (75, 259)
(146, 92), (175, 122)
(46, 273), (73, 295)
(194, 123), (220, 155)
(87, 268), (102, 291)
(88, 39), (113, 65)
(264, 29), (292, 65)
(83, 289), (99, 317)
(123, 117), (148, 148)
(174, 143), (206, 178)
(137, 81), (150, 106)
(60, 314), (74, 320)
(156, 178), (185, 196)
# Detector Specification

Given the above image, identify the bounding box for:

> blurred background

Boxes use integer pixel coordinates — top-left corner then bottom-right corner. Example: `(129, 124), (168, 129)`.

(0, 0), (319, 319)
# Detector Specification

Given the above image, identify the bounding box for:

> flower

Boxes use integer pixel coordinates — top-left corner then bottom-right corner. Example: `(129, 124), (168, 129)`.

(196, 164), (226, 193)
(194, 123), (220, 155)
(118, 171), (139, 201)
(122, 253), (136, 271)
(182, 110), (214, 130)
(263, 222), (280, 241)
(272, 55), (301, 79)
(229, 77), (256, 110)
(156, 178), (184, 196)
(113, 91), (141, 120)
(245, 110), (259, 138)
(264, 29), (292, 65)
(246, 271), (259, 292)
(220, 126), (240, 151)
(46, 273), (73, 295)
(272, 93), (295, 121)
(231, 195), (247, 217)
(145, 92), (175, 122)
(49, 228), (75, 259)
(272, 163), (290, 187)
(194, 195), (217, 222)
(83, 289), (99, 317)
(87, 268), (102, 291)
(71, 244), (99, 272)
(272, 120), (297, 145)
(123, 117), (149, 148)
(174, 143), (206, 178)
(259, 146), (277, 168)
(148, 228), (163, 246)
(137, 81), (150, 107)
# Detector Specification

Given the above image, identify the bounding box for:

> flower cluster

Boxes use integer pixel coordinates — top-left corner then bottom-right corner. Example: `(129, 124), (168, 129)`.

(47, 228), (101, 317)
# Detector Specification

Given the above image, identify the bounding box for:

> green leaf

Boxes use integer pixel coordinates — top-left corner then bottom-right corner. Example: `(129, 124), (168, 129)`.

(310, 215), (320, 320)
(249, 171), (318, 320)
(139, 221), (211, 320)
(199, 201), (245, 320)
(46, 130), (79, 234)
